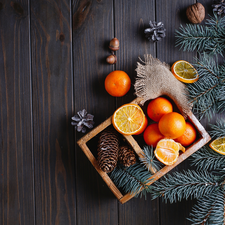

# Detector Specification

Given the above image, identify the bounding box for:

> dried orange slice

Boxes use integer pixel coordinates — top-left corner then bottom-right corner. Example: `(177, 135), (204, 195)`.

(209, 137), (225, 155)
(112, 104), (145, 135)
(171, 60), (199, 83)
(154, 139), (185, 165)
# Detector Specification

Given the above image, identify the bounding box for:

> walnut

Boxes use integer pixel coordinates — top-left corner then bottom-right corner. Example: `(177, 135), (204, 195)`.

(186, 3), (205, 24)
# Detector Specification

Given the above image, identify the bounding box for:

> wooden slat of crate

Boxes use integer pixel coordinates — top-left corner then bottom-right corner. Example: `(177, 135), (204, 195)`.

(77, 98), (211, 204)
(77, 116), (124, 200)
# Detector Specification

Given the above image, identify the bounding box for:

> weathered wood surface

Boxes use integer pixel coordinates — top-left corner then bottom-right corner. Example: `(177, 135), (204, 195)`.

(0, 1), (34, 224)
(0, 0), (217, 224)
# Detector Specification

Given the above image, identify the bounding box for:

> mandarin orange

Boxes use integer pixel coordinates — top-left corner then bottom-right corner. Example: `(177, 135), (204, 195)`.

(105, 70), (131, 97)
(174, 122), (197, 146)
(112, 103), (145, 135)
(158, 112), (186, 139)
(154, 139), (185, 165)
(147, 97), (173, 122)
(143, 123), (165, 147)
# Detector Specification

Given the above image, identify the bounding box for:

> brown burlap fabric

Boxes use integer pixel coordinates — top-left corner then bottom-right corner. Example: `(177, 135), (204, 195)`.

(134, 54), (192, 117)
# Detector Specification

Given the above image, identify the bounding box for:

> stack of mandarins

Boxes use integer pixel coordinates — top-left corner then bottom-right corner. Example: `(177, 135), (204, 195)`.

(143, 97), (197, 165)
(111, 96), (197, 166)
(104, 70), (197, 166)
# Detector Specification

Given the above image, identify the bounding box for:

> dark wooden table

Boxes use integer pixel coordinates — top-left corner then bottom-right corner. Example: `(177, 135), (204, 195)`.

(0, 0), (216, 224)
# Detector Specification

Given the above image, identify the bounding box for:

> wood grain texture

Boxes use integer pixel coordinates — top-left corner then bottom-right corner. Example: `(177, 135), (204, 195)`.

(113, 0), (160, 224)
(156, 1), (203, 224)
(73, 1), (118, 224)
(30, 0), (75, 224)
(0, 1), (222, 225)
(0, 0), (34, 224)
(114, 0), (156, 107)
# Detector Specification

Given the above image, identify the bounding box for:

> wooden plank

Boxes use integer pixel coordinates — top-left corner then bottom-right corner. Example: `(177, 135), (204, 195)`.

(30, 0), (75, 224)
(73, 1), (119, 224)
(156, 1), (203, 224)
(113, 0), (160, 224)
(0, 1), (34, 224)
(114, 0), (156, 106)
(156, 0), (196, 66)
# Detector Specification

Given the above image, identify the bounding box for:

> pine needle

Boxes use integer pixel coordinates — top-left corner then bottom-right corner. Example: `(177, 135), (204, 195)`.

(109, 163), (152, 198)
(176, 13), (225, 56)
(209, 118), (225, 138)
(187, 54), (225, 120)
(150, 170), (219, 203)
(191, 146), (225, 171)
(139, 146), (163, 174)
(187, 189), (225, 225)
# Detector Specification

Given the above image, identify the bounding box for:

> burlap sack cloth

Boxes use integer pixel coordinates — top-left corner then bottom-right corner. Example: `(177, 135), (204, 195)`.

(134, 54), (192, 117)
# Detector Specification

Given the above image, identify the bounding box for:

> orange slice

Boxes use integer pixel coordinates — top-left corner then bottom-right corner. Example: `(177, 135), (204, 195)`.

(112, 104), (145, 135)
(209, 137), (225, 155)
(171, 60), (199, 83)
(154, 139), (185, 166)
(134, 115), (148, 135)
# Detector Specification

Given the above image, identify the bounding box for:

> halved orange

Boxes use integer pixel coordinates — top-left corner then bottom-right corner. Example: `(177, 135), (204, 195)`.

(209, 137), (225, 155)
(171, 60), (199, 83)
(154, 139), (185, 165)
(112, 104), (145, 135)
(134, 115), (148, 135)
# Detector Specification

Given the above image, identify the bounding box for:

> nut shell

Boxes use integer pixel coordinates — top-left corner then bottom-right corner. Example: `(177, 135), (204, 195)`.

(109, 38), (119, 51)
(186, 3), (205, 24)
(106, 55), (117, 64)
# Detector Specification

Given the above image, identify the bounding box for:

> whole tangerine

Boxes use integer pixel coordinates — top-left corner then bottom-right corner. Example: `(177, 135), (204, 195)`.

(143, 123), (165, 147)
(147, 97), (173, 122)
(158, 112), (186, 139)
(174, 122), (197, 146)
(105, 70), (131, 97)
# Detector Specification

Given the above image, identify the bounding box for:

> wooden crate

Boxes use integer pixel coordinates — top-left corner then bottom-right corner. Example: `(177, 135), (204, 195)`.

(77, 98), (211, 204)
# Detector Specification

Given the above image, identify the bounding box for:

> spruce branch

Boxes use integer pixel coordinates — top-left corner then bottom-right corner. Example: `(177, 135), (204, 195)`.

(188, 189), (225, 225)
(191, 146), (225, 171)
(139, 146), (163, 174)
(150, 170), (219, 203)
(209, 118), (225, 138)
(187, 54), (225, 120)
(191, 119), (225, 171)
(109, 163), (152, 198)
(176, 14), (225, 56)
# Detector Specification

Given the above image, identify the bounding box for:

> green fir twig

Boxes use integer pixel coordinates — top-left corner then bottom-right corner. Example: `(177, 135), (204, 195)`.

(209, 118), (225, 138)
(139, 146), (163, 174)
(150, 170), (219, 203)
(187, 54), (225, 120)
(109, 163), (152, 198)
(187, 189), (225, 225)
(191, 119), (225, 171)
(176, 13), (225, 56)
(191, 146), (225, 171)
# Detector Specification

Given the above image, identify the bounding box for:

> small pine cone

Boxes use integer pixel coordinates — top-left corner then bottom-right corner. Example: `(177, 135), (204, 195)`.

(144, 21), (166, 42)
(71, 109), (94, 133)
(97, 128), (119, 173)
(212, 0), (225, 15)
(118, 145), (136, 167)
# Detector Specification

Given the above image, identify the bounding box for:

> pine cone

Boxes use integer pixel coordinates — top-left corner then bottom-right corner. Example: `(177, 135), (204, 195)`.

(118, 145), (136, 167)
(71, 109), (94, 133)
(144, 21), (166, 42)
(97, 128), (119, 173)
(212, 0), (225, 15)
